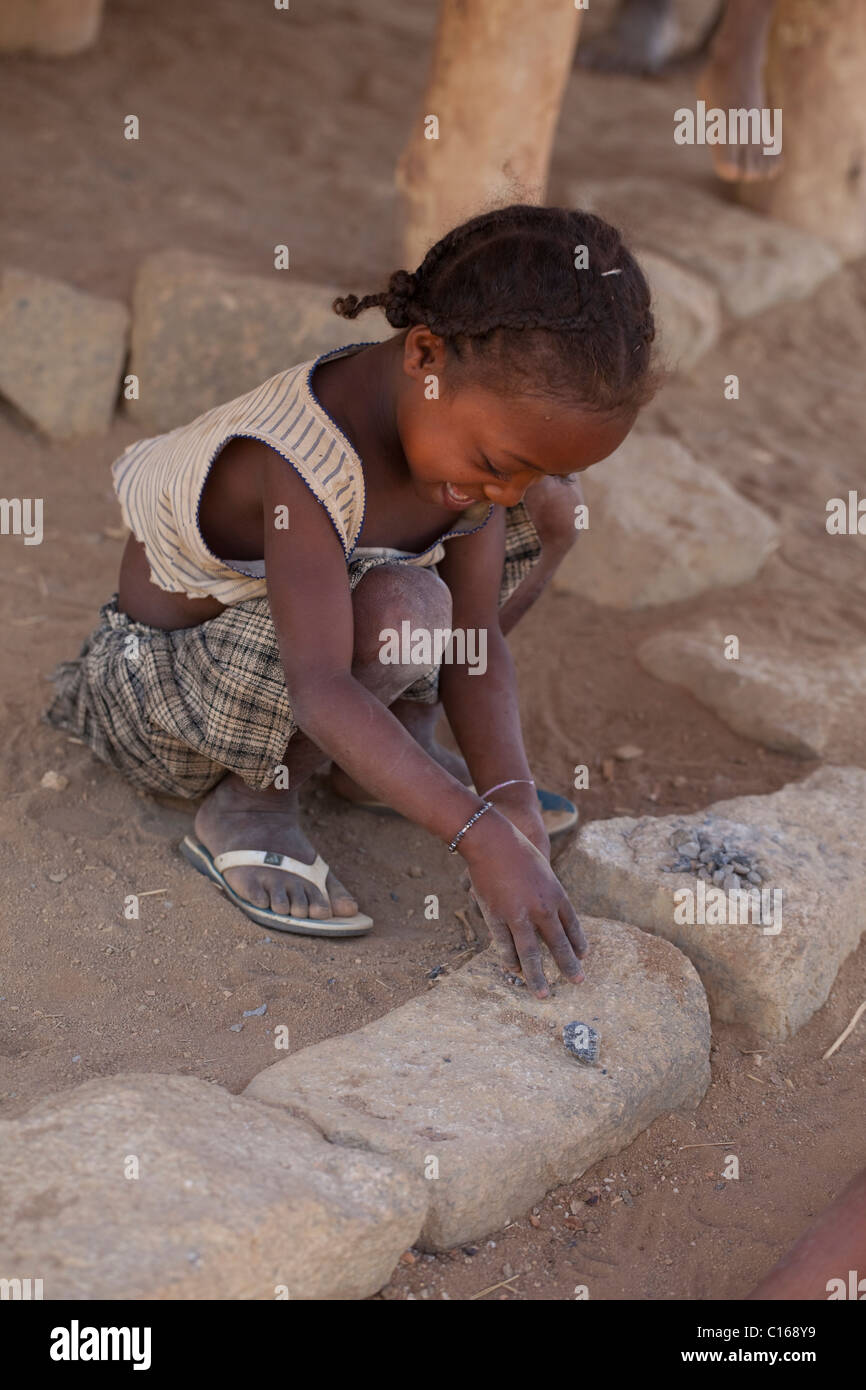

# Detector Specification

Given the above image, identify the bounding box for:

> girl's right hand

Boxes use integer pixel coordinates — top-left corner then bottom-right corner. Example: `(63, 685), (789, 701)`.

(461, 817), (587, 997)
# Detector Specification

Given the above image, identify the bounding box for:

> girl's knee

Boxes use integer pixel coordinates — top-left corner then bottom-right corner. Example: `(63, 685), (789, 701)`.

(352, 563), (452, 665)
(524, 475), (584, 556)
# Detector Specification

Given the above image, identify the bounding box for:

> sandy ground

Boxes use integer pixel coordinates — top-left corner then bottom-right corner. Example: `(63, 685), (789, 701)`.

(0, 0), (864, 1300)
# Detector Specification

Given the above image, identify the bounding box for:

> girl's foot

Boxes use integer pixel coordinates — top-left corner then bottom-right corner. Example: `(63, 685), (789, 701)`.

(193, 774), (359, 919)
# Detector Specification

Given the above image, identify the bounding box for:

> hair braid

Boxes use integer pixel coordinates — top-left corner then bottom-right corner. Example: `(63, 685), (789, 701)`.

(333, 203), (658, 416)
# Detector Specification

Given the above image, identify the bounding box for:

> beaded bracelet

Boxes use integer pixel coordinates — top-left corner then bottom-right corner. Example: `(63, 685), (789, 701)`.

(447, 800), (494, 854)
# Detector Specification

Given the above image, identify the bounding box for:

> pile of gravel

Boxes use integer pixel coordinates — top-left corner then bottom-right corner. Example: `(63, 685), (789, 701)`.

(662, 827), (766, 890)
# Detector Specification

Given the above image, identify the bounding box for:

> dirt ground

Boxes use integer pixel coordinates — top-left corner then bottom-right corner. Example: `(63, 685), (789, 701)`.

(1, 0), (864, 1301)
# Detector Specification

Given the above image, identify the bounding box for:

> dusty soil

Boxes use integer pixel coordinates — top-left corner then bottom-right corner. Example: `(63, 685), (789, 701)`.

(0, 0), (864, 1300)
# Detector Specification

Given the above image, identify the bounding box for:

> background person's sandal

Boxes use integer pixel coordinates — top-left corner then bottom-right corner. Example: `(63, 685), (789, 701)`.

(180, 836), (374, 937)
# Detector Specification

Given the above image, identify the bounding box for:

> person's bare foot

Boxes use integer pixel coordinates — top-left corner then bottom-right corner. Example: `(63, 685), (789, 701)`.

(329, 699), (472, 804)
(194, 774), (359, 919)
(697, 0), (781, 183)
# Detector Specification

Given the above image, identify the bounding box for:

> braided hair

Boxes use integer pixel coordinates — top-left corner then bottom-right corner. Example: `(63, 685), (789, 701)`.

(333, 205), (657, 417)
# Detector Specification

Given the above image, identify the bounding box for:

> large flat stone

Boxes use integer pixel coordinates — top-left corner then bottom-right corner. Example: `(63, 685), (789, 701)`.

(574, 176), (841, 317)
(0, 1074), (427, 1300)
(637, 623), (866, 759)
(636, 248), (721, 371)
(551, 432), (779, 609)
(126, 250), (387, 431)
(0, 268), (128, 438)
(247, 921), (710, 1250)
(558, 768), (866, 1041)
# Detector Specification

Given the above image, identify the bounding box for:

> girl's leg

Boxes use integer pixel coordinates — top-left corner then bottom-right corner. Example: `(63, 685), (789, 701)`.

(332, 476), (583, 788)
(193, 563), (452, 920)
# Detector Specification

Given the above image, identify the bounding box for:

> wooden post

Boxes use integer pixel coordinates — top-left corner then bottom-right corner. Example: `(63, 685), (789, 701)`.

(735, 0), (866, 259)
(395, 0), (582, 268)
(0, 0), (106, 57)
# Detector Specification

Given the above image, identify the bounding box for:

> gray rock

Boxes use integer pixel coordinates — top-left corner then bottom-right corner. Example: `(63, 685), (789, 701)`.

(0, 1074), (426, 1300)
(563, 1021), (600, 1063)
(559, 767), (866, 1040)
(551, 433), (779, 609)
(637, 624), (866, 759)
(679, 842), (700, 860)
(574, 176), (841, 317)
(0, 268), (128, 438)
(633, 248), (721, 370)
(247, 922), (710, 1249)
(125, 250), (387, 431)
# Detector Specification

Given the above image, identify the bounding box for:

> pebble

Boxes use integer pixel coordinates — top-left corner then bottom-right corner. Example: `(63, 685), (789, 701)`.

(242, 1003), (267, 1017)
(678, 841), (700, 859)
(563, 1021), (600, 1064)
(40, 770), (68, 791)
(47, 870), (68, 883)
(407, 865), (423, 878)
(614, 744), (644, 760)
(229, 1023), (244, 1033)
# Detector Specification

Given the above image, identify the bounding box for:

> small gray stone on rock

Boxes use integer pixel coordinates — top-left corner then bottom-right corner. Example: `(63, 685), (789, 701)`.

(563, 1021), (600, 1064)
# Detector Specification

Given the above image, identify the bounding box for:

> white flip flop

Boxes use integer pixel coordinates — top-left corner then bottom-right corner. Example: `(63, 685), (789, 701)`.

(180, 836), (373, 937)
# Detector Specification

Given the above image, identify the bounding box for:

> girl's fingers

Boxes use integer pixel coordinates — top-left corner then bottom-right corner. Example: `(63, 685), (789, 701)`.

(559, 901), (588, 961)
(510, 918), (550, 997)
(535, 911), (584, 983)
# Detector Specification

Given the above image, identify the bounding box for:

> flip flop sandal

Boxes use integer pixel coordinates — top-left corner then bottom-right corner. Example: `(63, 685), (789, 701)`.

(179, 836), (373, 937)
(338, 785), (579, 841)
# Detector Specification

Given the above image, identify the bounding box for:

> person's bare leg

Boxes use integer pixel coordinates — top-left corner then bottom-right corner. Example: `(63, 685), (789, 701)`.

(578, 0), (679, 75)
(332, 477), (584, 803)
(193, 564), (452, 920)
(747, 1166), (866, 1299)
(697, 0), (780, 181)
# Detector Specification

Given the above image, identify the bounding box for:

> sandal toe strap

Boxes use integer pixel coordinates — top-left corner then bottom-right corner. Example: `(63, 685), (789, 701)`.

(212, 849), (330, 897)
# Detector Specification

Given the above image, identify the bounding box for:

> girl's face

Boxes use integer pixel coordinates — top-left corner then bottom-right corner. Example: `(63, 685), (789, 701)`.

(396, 328), (634, 511)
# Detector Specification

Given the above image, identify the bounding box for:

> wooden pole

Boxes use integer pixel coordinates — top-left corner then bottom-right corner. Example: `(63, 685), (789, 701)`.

(0, 0), (105, 56)
(735, 0), (866, 259)
(395, 0), (582, 268)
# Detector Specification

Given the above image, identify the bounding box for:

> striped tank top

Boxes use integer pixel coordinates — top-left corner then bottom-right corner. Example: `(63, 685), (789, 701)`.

(112, 341), (493, 605)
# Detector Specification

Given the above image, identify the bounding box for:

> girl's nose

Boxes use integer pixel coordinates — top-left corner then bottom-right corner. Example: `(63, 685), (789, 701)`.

(484, 479), (532, 508)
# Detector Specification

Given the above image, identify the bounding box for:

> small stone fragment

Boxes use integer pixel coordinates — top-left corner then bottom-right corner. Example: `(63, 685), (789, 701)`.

(40, 771), (68, 791)
(563, 1021), (600, 1064)
(678, 841), (700, 859)
(407, 865), (423, 878)
(614, 745), (644, 761)
(229, 1023), (244, 1033)
(243, 1004), (267, 1018)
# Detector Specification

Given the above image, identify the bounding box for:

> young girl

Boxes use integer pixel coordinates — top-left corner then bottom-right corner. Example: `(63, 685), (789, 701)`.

(46, 205), (655, 999)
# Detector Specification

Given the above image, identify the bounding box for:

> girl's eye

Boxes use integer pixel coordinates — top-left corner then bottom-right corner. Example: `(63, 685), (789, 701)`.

(480, 456), (508, 481)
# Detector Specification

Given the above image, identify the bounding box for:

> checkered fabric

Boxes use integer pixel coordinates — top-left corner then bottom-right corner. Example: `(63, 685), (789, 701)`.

(44, 504), (542, 799)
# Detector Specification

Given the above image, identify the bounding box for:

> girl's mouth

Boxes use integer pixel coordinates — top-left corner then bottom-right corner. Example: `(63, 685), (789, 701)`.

(441, 481), (476, 510)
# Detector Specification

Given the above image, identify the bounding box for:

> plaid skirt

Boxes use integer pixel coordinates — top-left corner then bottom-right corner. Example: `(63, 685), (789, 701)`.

(44, 503), (541, 799)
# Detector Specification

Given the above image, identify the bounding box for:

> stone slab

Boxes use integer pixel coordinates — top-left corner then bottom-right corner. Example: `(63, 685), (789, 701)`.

(558, 767), (866, 1041)
(637, 623), (866, 759)
(551, 432), (779, 608)
(574, 176), (841, 318)
(636, 247), (721, 371)
(0, 268), (129, 438)
(126, 250), (387, 431)
(247, 920), (710, 1250)
(0, 1073), (427, 1300)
